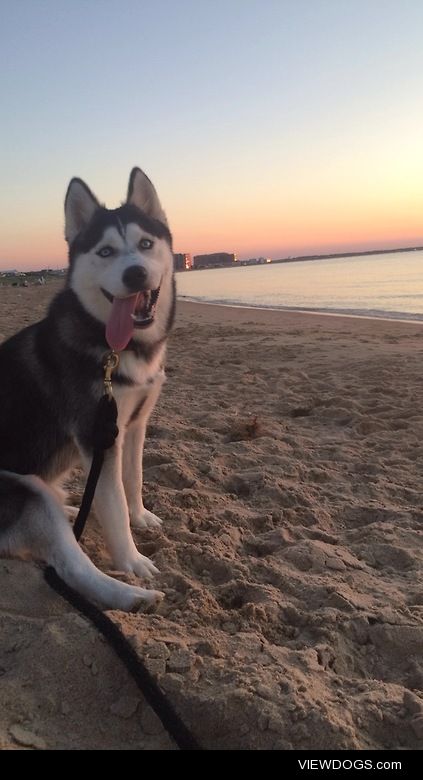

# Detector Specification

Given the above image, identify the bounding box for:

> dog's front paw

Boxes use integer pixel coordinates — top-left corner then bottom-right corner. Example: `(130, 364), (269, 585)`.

(130, 508), (163, 530)
(115, 551), (160, 579)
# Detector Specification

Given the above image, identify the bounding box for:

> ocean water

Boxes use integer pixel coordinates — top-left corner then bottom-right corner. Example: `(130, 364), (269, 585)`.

(176, 250), (423, 322)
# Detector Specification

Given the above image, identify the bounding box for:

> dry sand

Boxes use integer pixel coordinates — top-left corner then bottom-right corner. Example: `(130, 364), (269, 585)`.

(0, 282), (423, 750)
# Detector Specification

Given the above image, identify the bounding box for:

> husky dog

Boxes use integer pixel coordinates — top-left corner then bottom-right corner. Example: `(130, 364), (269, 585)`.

(0, 168), (176, 611)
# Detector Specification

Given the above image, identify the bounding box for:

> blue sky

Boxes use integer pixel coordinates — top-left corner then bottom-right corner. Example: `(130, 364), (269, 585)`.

(1, 0), (423, 268)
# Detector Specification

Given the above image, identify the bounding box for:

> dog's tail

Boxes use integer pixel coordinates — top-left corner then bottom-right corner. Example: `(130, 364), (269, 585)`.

(0, 470), (162, 612)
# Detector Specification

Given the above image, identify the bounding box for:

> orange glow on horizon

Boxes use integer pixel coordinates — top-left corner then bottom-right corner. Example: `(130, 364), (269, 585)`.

(3, 180), (423, 270)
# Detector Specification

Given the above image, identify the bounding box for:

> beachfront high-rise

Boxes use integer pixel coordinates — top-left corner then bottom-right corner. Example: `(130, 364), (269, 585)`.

(173, 253), (193, 271)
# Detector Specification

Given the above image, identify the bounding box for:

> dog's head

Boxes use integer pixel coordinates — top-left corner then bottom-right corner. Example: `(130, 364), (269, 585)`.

(65, 168), (174, 350)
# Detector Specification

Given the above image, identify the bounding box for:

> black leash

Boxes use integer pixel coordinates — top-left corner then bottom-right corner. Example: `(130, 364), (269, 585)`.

(74, 351), (121, 542)
(73, 393), (119, 542)
(44, 350), (202, 751)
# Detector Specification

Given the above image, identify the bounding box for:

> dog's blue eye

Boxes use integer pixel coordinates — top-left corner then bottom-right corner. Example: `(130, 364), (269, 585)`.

(139, 238), (153, 250)
(97, 246), (114, 258)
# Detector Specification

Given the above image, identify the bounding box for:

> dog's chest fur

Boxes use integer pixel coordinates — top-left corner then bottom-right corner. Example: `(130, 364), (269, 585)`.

(114, 346), (166, 427)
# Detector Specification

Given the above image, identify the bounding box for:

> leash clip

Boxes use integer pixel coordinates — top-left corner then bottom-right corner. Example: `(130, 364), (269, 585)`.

(103, 351), (120, 399)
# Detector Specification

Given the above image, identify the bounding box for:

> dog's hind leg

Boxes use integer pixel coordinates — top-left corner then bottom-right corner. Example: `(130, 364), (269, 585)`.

(0, 471), (163, 612)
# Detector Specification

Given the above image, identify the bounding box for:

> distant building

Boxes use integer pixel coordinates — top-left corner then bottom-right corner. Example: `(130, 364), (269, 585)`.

(240, 257), (272, 266)
(173, 253), (193, 271)
(193, 252), (237, 269)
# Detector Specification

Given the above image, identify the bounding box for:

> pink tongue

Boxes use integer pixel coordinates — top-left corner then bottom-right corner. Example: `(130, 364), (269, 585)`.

(105, 294), (139, 351)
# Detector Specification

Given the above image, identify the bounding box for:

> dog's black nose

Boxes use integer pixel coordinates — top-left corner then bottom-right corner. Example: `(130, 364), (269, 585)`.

(122, 265), (148, 292)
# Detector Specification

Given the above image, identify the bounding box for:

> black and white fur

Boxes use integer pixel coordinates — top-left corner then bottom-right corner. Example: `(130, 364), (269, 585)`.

(0, 168), (176, 611)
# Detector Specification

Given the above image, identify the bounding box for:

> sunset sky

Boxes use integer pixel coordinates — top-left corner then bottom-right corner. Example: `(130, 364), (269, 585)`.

(1, 0), (423, 269)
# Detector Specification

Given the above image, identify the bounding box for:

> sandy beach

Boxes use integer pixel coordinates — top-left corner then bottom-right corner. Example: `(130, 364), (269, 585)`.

(0, 282), (423, 750)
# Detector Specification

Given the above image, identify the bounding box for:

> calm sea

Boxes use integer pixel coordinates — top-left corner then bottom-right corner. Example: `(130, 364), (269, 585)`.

(176, 250), (423, 322)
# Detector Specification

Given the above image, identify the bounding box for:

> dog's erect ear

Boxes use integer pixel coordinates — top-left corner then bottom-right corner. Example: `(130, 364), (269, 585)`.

(126, 167), (168, 226)
(64, 178), (100, 244)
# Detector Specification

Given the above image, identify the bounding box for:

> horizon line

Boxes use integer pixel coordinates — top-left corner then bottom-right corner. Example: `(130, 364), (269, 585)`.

(2, 241), (423, 274)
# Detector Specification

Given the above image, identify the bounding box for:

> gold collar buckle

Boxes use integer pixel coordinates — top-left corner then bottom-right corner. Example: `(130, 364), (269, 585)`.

(103, 351), (120, 399)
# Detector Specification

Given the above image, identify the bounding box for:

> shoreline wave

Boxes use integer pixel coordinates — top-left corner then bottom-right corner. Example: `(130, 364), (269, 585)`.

(177, 295), (423, 324)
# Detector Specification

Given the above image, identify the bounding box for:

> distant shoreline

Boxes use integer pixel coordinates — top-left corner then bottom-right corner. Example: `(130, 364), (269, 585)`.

(174, 244), (423, 272)
(272, 244), (423, 265)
